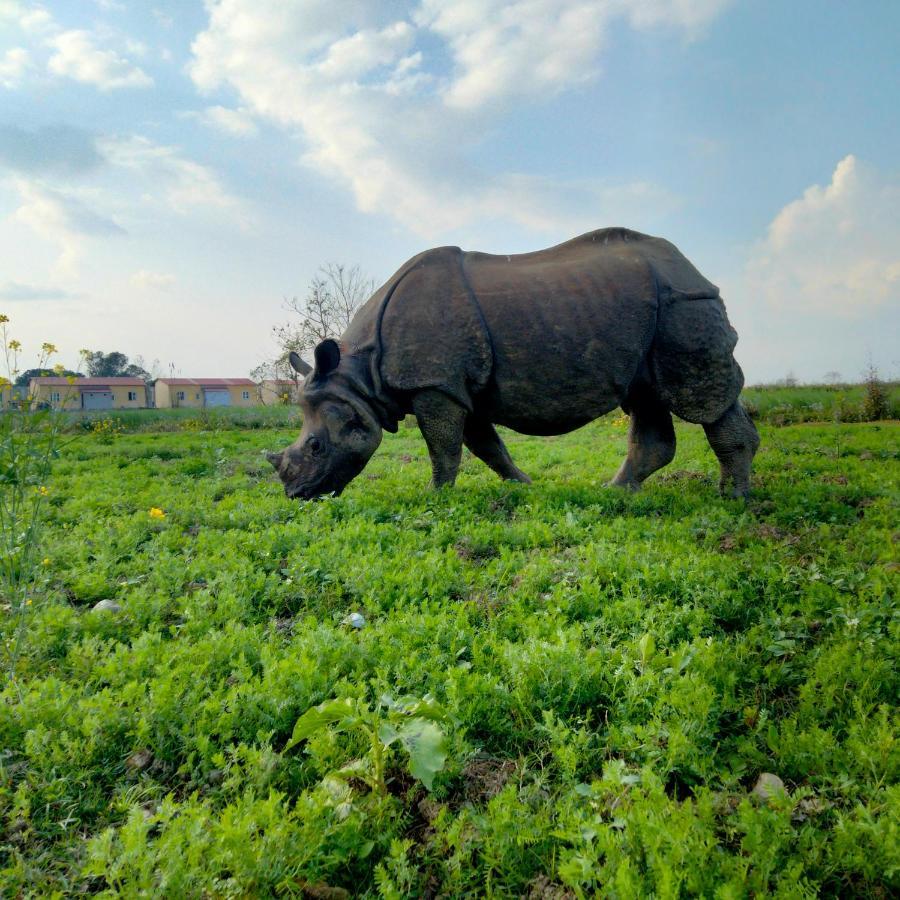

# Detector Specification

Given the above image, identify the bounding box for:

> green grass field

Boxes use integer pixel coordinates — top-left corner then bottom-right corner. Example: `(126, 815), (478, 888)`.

(2, 415), (898, 896)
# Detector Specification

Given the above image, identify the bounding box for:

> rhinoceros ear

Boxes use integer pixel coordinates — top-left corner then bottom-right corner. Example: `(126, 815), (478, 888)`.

(288, 351), (312, 376)
(313, 339), (341, 378)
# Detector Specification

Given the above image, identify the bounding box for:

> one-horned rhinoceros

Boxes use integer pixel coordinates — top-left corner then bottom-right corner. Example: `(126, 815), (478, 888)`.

(267, 228), (760, 500)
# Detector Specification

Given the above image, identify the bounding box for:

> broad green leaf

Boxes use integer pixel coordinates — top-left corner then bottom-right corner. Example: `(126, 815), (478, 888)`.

(377, 722), (400, 746)
(638, 633), (655, 669)
(397, 718), (447, 790)
(283, 697), (359, 752)
(335, 758), (371, 779)
(391, 694), (448, 722)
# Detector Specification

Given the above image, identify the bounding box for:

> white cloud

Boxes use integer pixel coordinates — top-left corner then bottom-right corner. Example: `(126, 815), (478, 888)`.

(188, 0), (727, 236)
(1, 129), (243, 274)
(47, 29), (152, 90)
(193, 105), (259, 138)
(99, 135), (241, 214)
(746, 155), (900, 315)
(10, 177), (124, 269)
(21, 7), (54, 34)
(0, 47), (31, 87)
(313, 22), (415, 81)
(417, 0), (606, 110)
(417, 0), (729, 109)
(0, 2), (55, 35)
(130, 269), (176, 291)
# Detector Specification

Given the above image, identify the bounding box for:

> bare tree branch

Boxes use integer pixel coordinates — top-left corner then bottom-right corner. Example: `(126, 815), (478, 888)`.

(267, 263), (374, 374)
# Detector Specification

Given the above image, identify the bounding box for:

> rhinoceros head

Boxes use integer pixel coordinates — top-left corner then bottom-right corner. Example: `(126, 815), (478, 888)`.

(267, 339), (382, 500)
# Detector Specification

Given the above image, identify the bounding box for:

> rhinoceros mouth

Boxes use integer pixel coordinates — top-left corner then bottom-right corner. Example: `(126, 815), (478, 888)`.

(282, 454), (367, 501)
(285, 476), (347, 501)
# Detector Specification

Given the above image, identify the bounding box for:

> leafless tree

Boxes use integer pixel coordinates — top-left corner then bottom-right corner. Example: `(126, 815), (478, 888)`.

(777, 371), (799, 388)
(273, 263), (374, 367)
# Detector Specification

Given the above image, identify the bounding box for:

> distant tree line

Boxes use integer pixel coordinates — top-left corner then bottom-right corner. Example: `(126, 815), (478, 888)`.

(14, 350), (158, 386)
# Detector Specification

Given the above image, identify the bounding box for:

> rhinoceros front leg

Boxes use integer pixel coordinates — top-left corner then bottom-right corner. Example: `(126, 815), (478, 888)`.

(412, 390), (467, 488)
(464, 418), (531, 483)
(703, 401), (760, 498)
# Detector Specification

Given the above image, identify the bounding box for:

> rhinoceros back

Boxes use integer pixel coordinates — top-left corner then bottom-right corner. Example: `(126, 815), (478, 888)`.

(464, 229), (660, 432)
(344, 228), (744, 432)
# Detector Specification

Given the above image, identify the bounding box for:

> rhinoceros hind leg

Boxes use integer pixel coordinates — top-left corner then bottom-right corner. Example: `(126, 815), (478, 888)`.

(610, 392), (676, 490)
(703, 401), (760, 498)
(412, 390), (467, 488)
(464, 418), (531, 483)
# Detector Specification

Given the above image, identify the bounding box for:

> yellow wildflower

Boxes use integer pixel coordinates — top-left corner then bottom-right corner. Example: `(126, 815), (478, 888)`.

(41, 342), (57, 355)
(42, 558), (50, 566)
(36, 485), (49, 496)
(25, 599), (32, 606)
(0, 313), (8, 323)
(8, 339), (21, 351)
(149, 507), (166, 519)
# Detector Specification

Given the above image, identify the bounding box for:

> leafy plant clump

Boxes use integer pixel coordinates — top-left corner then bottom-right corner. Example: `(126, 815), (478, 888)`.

(285, 694), (449, 793)
(862, 364), (890, 421)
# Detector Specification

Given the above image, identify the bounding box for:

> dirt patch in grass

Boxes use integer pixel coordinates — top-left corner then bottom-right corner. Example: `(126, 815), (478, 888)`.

(459, 755), (516, 804)
(454, 537), (500, 561)
(659, 469), (710, 484)
(527, 875), (576, 899)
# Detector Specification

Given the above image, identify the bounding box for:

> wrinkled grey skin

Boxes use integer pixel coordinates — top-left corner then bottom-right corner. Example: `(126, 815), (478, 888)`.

(268, 228), (760, 500)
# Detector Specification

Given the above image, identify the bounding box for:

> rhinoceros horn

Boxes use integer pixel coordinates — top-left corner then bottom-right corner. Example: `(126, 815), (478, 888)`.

(266, 450), (283, 469)
(288, 351), (312, 376)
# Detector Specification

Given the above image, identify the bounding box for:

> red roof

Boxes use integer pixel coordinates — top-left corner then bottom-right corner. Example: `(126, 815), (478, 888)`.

(32, 376), (146, 387)
(156, 378), (256, 387)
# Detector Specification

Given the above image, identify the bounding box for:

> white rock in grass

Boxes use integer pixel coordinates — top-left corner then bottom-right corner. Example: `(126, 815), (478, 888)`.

(343, 612), (366, 629)
(92, 599), (122, 613)
(752, 772), (786, 802)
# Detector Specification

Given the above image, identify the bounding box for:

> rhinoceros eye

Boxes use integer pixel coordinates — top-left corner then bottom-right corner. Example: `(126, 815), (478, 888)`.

(306, 436), (323, 454)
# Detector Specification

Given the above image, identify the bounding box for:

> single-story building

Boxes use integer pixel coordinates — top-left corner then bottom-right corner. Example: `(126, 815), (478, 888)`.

(259, 379), (302, 405)
(30, 377), (148, 410)
(154, 378), (257, 409)
(0, 383), (27, 410)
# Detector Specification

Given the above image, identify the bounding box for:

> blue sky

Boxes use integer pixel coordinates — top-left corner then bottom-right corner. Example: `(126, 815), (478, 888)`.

(1, 0), (897, 383)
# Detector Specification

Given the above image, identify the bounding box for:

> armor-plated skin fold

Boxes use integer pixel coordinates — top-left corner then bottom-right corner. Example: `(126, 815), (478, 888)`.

(269, 227), (760, 500)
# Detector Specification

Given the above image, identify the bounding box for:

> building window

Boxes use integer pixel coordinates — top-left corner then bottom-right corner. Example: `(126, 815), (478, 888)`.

(242, 390), (250, 400)
(51, 391), (60, 403)
(177, 391), (185, 401)
(128, 391), (137, 401)
(195, 393), (200, 400)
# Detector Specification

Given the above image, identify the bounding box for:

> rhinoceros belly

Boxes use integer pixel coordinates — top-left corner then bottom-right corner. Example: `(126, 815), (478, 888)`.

(465, 244), (657, 435)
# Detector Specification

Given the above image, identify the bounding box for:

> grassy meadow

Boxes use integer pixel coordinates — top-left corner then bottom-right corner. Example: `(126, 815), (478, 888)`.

(2, 408), (898, 896)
